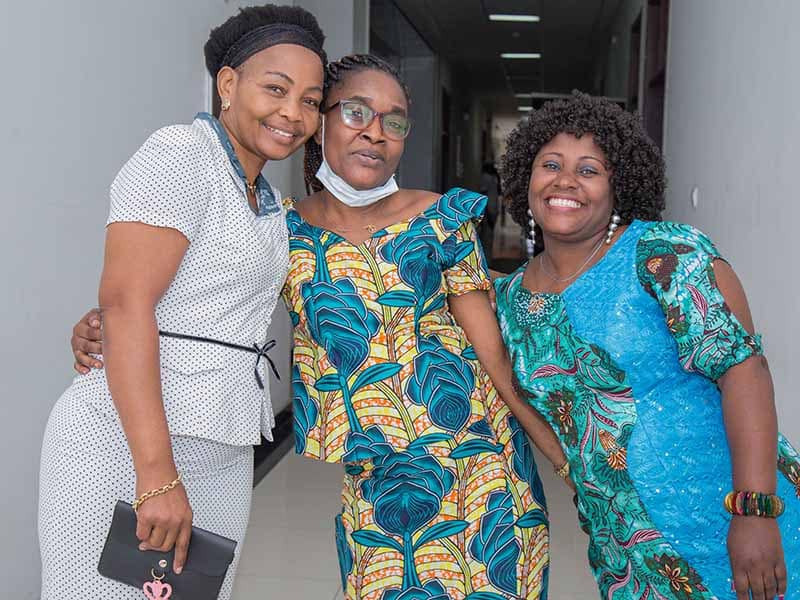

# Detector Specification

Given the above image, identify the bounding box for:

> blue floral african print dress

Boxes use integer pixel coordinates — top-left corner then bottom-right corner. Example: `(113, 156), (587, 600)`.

(495, 220), (800, 599)
(283, 189), (550, 600)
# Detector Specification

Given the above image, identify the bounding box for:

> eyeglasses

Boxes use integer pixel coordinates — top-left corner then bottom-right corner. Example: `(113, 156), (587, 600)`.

(324, 100), (412, 140)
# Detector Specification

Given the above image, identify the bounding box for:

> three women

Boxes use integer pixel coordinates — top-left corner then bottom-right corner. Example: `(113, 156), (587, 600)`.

(53, 7), (798, 599)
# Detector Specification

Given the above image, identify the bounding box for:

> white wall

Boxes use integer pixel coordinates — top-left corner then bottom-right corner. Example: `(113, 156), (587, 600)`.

(399, 55), (439, 190)
(283, 0), (369, 200)
(0, 1), (365, 596)
(664, 1), (800, 441)
(1, 3), (231, 596)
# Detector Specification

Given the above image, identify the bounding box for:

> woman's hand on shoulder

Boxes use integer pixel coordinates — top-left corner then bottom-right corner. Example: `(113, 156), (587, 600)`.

(291, 192), (323, 222)
(71, 308), (104, 373)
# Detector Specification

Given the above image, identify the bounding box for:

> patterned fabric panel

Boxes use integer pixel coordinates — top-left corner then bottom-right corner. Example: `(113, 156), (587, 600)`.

(635, 221), (762, 380)
(335, 414), (548, 600)
(283, 188), (549, 599)
(283, 188), (496, 463)
(495, 272), (717, 599)
(494, 220), (800, 599)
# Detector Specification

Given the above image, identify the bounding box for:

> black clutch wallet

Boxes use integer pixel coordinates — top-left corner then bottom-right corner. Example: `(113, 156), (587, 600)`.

(98, 501), (237, 600)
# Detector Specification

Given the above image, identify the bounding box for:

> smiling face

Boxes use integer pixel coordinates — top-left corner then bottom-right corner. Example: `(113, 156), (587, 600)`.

(319, 69), (408, 190)
(528, 132), (614, 243)
(218, 43), (324, 164)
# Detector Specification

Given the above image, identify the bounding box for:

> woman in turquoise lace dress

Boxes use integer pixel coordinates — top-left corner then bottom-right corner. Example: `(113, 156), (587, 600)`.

(495, 92), (800, 599)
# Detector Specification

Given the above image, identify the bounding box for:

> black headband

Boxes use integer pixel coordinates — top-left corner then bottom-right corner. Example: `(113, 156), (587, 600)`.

(220, 23), (325, 71)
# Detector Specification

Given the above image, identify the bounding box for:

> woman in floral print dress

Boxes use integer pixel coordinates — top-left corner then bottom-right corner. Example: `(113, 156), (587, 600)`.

(286, 184), (549, 599)
(280, 55), (572, 600)
(495, 92), (800, 599)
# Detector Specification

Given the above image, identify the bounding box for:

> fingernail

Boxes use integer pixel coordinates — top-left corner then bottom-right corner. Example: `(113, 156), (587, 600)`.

(174, 566), (182, 574)
(95, 362), (102, 368)
(730, 582), (735, 592)
(778, 595), (784, 600)
(139, 543), (147, 551)
(90, 320), (100, 327)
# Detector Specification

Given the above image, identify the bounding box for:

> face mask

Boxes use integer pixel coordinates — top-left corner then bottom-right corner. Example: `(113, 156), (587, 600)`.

(314, 117), (399, 208)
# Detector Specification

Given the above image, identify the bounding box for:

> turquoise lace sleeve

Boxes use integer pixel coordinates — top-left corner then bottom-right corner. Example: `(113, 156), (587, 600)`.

(778, 433), (800, 494)
(636, 221), (762, 381)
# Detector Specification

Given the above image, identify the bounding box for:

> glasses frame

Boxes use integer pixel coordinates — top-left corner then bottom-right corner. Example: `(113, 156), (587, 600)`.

(324, 99), (412, 140)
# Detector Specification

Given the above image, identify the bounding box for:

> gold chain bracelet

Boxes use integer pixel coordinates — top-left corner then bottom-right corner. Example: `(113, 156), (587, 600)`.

(133, 474), (183, 513)
(555, 460), (571, 480)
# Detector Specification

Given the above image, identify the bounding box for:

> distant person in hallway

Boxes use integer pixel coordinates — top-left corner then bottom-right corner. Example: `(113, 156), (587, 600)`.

(40, 6), (326, 599)
(478, 161), (501, 262)
(70, 52), (570, 599)
(494, 91), (800, 600)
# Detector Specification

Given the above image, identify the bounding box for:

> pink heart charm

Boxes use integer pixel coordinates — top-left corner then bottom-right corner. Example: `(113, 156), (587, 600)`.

(142, 579), (173, 599)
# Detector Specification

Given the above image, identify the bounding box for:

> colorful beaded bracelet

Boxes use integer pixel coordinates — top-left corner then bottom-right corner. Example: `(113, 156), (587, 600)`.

(723, 490), (785, 518)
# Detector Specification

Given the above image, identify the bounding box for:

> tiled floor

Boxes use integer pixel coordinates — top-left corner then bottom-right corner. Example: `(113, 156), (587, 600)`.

(231, 447), (597, 600)
(232, 451), (345, 599)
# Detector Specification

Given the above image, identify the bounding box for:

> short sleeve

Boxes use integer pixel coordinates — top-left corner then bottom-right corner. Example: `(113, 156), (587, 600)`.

(434, 189), (492, 296)
(282, 204), (313, 324)
(636, 221), (763, 380)
(107, 125), (213, 242)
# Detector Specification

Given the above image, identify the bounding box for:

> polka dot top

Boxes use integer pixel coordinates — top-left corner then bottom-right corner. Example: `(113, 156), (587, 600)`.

(70, 115), (289, 445)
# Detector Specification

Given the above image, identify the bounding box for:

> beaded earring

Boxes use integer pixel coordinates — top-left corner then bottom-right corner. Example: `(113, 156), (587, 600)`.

(605, 211), (621, 244)
(527, 209), (536, 245)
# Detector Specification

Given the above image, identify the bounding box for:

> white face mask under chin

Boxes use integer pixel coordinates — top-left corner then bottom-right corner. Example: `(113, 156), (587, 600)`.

(314, 117), (399, 208)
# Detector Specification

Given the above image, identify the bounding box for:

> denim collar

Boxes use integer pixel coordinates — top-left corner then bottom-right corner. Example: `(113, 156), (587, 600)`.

(195, 112), (278, 217)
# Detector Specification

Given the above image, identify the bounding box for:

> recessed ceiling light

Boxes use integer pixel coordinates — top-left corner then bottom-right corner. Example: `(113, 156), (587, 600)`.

(490, 14), (540, 23)
(501, 53), (542, 59)
(518, 106), (533, 111)
(515, 93), (534, 98)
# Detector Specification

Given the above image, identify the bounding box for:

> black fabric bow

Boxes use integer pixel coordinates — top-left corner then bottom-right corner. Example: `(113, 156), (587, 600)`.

(159, 330), (281, 389)
(251, 340), (280, 389)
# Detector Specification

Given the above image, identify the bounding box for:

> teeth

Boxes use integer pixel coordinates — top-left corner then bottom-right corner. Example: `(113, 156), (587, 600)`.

(548, 197), (581, 208)
(266, 125), (293, 138)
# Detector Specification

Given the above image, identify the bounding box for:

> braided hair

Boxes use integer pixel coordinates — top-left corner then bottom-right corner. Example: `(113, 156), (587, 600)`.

(303, 54), (411, 194)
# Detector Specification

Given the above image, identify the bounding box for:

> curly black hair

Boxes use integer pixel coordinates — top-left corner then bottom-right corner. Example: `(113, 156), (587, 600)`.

(303, 54), (411, 194)
(500, 91), (666, 238)
(204, 5), (326, 78)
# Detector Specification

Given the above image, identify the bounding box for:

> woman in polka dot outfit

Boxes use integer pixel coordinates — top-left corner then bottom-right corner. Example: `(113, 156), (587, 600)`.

(37, 6), (327, 599)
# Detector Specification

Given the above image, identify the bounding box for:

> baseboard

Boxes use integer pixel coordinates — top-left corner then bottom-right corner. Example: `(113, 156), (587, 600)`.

(253, 406), (294, 487)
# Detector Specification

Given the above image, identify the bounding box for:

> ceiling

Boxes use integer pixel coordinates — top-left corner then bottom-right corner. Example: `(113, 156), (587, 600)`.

(389, 0), (625, 111)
